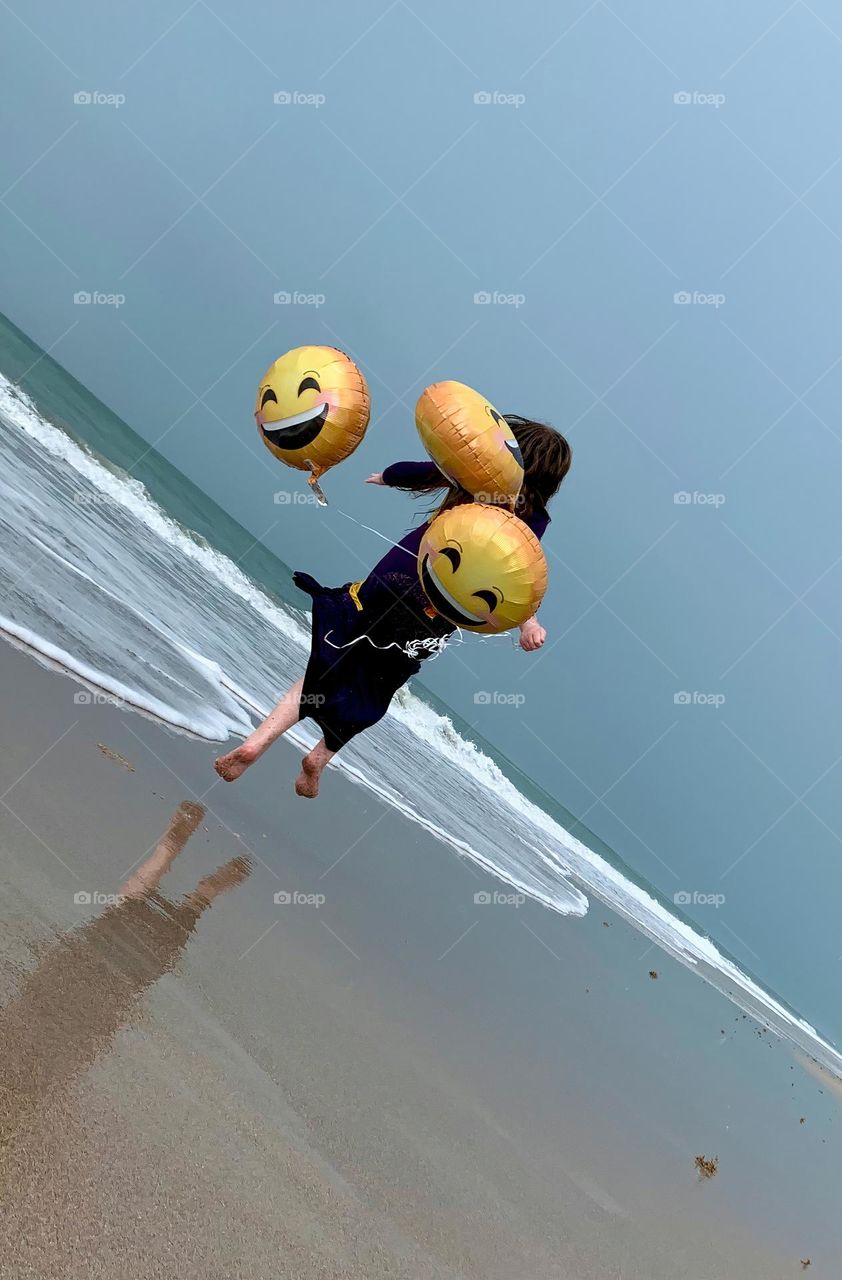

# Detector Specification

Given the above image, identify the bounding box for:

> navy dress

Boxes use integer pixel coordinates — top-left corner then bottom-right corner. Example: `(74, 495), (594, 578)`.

(294, 462), (549, 752)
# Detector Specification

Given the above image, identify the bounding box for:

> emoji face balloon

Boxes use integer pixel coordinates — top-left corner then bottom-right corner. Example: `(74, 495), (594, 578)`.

(415, 381), (523, 505)
(256, 346), (370, 479)
(418, 504), (547, 633)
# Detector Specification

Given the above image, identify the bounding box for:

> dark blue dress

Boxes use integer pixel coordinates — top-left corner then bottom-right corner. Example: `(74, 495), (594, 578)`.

(294, 462), (549, 752)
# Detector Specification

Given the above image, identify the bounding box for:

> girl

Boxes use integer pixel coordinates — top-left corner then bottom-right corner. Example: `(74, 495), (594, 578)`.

(214, 417), (571, 797)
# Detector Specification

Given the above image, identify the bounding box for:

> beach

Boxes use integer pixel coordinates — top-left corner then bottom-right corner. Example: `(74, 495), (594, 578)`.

(1, 636), (839, 1278)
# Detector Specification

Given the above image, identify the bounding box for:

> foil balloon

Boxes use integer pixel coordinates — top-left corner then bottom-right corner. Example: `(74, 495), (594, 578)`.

(418, 504), (547, 634)
(415, 381), (523, 506)
(256, 346), (370, 501)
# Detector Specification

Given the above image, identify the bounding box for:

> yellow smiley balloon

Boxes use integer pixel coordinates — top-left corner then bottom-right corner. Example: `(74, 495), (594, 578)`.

(418, 504), (547, 633)
(415, 381), (524, 505)
(255, 346), (370, 481)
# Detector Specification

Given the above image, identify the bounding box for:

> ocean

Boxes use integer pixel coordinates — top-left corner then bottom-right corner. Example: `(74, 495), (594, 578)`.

(1, 307), (840, 1079)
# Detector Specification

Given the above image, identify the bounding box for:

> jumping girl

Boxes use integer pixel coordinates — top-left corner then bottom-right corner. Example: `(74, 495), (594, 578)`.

(214, 417), (571, 797)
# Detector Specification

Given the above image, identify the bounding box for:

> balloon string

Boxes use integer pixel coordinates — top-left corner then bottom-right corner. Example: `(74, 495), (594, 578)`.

(322, 503), (517, 648)
(331, 505), (418, 560)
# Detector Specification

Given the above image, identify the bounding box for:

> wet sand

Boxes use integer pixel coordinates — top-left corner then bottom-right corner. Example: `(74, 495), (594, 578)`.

(0, 638), (839, 1278)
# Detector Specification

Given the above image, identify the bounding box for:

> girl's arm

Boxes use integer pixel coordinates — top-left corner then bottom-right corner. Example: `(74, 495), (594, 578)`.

(519, 616), (546, 651)
(366, 461), (442, 487)
(519, 507), (550, 650)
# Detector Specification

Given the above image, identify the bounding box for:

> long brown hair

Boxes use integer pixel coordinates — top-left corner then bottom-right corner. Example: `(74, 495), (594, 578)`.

(393, 416), (572, 520)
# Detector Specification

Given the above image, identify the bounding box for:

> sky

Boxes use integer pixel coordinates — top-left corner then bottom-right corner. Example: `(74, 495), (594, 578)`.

(1, 0), (841, 1027)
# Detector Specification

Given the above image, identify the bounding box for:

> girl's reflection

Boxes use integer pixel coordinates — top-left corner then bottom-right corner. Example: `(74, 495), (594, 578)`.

(0, 800), (251, 1134)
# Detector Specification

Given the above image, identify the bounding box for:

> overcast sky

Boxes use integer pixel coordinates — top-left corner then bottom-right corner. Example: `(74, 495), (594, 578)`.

(1, 0), (841, 1030)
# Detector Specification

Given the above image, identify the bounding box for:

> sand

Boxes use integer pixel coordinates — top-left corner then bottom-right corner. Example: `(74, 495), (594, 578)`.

(0, 638), (839, 1278)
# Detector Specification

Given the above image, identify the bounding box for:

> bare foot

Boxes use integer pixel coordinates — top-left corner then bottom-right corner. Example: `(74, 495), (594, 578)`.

(214, 742), (260, 782)
(294, 754), (321, 799)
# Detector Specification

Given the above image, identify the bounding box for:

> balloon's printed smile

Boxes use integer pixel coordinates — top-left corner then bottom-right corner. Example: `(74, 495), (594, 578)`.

(259, 403), (329, 451)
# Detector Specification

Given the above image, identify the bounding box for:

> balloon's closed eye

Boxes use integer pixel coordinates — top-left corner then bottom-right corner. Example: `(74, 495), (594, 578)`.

(298, 376), (320, 395)
(472, 589), (500, 611)
(260, 388), (277, 409)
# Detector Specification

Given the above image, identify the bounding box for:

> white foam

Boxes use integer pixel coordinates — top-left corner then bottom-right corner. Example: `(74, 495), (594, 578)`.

(0, 373), (307, 647)
(0, 613), (240, 740)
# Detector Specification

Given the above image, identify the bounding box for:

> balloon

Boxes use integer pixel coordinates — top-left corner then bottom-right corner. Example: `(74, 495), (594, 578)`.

(415, 381), (523, 505)
(418, 504), (547, 633)
(256, 346), (370, 486)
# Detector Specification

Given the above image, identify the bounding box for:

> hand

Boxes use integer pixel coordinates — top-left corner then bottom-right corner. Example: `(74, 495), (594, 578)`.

(519, 618), (546, 652)
(365, 472), (385, 485)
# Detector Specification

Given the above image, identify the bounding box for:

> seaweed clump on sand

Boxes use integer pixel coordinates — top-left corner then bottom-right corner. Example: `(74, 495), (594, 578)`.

(694, 1154), (718, 1180)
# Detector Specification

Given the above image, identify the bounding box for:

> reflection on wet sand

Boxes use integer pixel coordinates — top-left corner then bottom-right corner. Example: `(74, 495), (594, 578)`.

(0, 800), (251, 1142)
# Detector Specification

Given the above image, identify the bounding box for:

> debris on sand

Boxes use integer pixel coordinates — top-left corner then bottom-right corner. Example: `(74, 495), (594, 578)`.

(694, 1155), (718, 1180)
(96, 743), (135, 771)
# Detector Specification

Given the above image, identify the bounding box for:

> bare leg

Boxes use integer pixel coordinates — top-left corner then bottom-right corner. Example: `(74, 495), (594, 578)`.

(119, 800), (206, 899)
(182, 855), (252, 911)
(294, 738), (335, 799)
(214, 678), (304, 781)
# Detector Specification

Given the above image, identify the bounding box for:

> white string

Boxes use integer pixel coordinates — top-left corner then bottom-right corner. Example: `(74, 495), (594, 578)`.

(332, 505), (418, 560)
(323, 628), (452, 661)
(323, 502), (519, 651)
